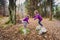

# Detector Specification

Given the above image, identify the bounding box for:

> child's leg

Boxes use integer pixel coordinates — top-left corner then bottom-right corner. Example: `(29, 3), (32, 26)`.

(38, 21), (43, 26)
(23, 21), (27, 28)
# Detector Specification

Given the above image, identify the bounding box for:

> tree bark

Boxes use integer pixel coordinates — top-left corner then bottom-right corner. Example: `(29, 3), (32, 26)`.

(49, 0), (52, 20)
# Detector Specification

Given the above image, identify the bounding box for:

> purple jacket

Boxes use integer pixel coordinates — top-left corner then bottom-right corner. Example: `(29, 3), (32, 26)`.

(34, 13), (43, 21)
(23, 17), (29, 23)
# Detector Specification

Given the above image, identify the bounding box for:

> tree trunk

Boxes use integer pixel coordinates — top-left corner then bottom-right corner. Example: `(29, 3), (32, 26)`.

(14, 4), (16, 24)
(9, 7), (13, 23)
(8, 0), (16, 24)
(49, 0), (52, 20)
(44, 1), (47, 17)
(3, 6), (5, 16)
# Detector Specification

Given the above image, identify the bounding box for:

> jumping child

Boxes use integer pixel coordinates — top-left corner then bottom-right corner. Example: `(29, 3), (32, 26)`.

(34, 10), (43, 26)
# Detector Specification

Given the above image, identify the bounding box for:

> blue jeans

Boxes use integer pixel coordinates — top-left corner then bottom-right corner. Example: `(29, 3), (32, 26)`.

(38, 20), (43, 26)
(22, 21), (27, 28)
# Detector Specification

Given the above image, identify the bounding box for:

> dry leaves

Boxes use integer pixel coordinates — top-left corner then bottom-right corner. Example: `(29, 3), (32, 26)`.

(0, 18), (60, 40)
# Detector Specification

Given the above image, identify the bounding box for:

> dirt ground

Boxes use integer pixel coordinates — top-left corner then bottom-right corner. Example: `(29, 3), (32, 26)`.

(0, 18), (60, 40)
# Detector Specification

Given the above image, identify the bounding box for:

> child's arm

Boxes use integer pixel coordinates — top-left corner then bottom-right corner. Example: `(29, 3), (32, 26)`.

(34, 15), (38, 20)
(27, 18), (29, 24)
(27, 21), (29, 24)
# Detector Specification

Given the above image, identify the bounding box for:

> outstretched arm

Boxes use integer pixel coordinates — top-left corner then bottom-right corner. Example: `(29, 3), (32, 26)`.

(34, 15), (38, 20)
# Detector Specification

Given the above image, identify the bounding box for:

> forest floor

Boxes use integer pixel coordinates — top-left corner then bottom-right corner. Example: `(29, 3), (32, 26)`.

(0, 17), (60, 40)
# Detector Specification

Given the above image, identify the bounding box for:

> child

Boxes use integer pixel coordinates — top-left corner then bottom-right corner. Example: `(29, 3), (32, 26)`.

(34, 10), (47, 35)
(22, 15), (29, 28)
(34, 10), (43, 26)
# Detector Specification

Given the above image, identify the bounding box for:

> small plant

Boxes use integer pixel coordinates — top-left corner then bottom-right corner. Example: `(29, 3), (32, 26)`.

(19, 27), (30, 35)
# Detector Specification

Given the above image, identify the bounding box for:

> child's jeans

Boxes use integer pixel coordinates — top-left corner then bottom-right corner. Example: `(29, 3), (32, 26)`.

(38, 20), (43, 26)
(22, 21), (27, 28)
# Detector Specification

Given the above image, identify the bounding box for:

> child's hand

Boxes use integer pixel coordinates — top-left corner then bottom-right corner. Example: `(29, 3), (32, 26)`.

(28, 22), (29, 24)
(34, 18), (36, 20)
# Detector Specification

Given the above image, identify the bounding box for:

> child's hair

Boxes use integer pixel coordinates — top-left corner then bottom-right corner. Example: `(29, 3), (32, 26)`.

(34, 10), (38, 14)
(25, 15), (30, 18)
(27, 15), (29, 18)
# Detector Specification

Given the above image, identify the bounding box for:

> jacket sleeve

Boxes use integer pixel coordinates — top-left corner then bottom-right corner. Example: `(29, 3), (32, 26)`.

(34, 15), (38, 20)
